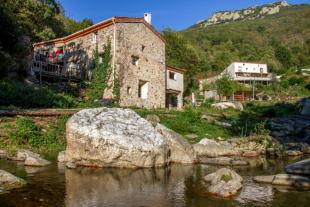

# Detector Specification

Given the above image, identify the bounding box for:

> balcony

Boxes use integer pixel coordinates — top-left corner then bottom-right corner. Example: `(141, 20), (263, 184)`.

(234, 72), (272, 82)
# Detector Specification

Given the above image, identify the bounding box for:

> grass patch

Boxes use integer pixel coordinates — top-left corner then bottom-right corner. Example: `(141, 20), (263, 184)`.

(135, 107), (232, 141)
(221, 174), (233, 183)
(0, 115), (68, 153)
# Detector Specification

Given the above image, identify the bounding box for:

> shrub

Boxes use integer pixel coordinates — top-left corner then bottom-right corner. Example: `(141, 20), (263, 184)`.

(221, 174), (232, 183)
(0, 80), (77, 108)
(10, 117), (41, 145)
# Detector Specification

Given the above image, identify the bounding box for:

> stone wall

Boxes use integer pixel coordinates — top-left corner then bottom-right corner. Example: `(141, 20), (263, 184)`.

(115, 22), (166, 108)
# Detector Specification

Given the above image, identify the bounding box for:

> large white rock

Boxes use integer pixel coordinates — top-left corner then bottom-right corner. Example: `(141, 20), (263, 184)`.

(155, 123), (197, 164)
(65, 108), (170, 168)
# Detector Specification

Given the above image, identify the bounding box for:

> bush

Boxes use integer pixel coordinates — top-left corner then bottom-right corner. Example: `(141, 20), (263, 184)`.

(0, 80), (77, 108)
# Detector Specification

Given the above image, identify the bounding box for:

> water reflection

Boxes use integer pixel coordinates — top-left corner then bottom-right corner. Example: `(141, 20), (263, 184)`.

(0, 156), (310, 207)
(65, 165), (194, 207)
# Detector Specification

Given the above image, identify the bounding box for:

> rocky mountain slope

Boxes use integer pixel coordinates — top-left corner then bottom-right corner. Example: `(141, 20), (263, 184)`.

(194, 1), (290, 27)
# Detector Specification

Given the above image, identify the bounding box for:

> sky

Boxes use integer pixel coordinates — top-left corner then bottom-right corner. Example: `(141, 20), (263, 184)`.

(59, 0), (310, 31)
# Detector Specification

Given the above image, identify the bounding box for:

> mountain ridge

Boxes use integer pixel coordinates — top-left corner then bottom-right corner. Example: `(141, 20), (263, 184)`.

(193, 1), (290, 28)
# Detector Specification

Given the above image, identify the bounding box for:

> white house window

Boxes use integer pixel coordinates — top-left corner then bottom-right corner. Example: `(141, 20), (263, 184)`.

(92, 33), (97, 44)
(131, 55), (139, 66)
(138, 80), (148, 99)
(169, 71), (177, 80)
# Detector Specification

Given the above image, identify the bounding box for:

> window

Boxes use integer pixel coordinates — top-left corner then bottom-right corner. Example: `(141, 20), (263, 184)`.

(138, 80), (148, 99)
(92, 32), (97, 44)
(169, 71), (177, 80)
(127, 86), (132, 95)
(131, 55), (139, 66)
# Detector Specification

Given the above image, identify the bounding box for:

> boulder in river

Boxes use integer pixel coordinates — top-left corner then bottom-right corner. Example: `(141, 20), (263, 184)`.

(0, 169), (26, 191)
(24, 156), (51, 167)
(65, 108), (170, 168)
(193, 139), (240, 157)
(155, 123), (197, 164)
(204, 168), (243, 198)
(285, 158), (310, 175)
(254, 174), (310, 189)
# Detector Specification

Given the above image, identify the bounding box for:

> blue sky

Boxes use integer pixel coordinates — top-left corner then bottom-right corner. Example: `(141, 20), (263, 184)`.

(59, 0), (310, 31)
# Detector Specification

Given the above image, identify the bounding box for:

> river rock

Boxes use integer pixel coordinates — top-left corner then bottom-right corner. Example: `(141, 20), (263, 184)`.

(204, 168), (243, 198)
(285, 158), (310, 175)
(65, 108), (170, 168)
(155, 123), (197, 164)
(58, 151), (67, 163)
(24, 156), (51, 167)
(242, 150), (259, 157)
(146, 114), (160, 126)
(254, 174), (310, 189)
(299, 97), (310, 116)
(193, 138), (240, 157)
(0, 169), (26, 191)
(211, 102), (243, 111)
(16, 149), (41, 161)
(285, 150), (303, 156)
(199, 157), (248, 166)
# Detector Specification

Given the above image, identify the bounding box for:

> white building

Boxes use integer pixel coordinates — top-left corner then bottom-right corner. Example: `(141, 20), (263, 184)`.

(166, 66), (185, 109)
(199, 62), (273, 101)
(225, 62), (272, 82)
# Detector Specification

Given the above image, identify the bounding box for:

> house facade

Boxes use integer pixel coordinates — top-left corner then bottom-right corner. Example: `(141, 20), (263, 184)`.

(166, 66), (185, 109)
(225, 62), (272, 83)
(33, 14), (183, 109)
(199, 62), (272, 101)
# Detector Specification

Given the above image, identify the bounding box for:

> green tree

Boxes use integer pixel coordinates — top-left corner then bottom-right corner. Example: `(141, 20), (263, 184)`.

(215, 75), (239, 99)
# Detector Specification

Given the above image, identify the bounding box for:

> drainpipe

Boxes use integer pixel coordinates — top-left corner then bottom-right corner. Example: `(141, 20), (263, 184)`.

(112, 18), (117, 90)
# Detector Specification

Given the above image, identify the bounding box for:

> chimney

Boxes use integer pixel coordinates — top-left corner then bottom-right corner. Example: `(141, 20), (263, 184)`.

(144, 13), (152, 25)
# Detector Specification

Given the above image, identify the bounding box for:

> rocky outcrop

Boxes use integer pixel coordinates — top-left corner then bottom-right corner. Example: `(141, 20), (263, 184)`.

(254, 174), (310, 189)
(211, 102), (243, 111)
(193, 139), (240, 157)
(269, 115), (310, 144)
(65, 108), (170, 168)
(155, 123), (197, 164)
(204, 168), (243, 198)
(285, 158), (310, 175)
(0, 170), (26, 191)
(7, 149), (51, 167)
(193, 136), (269, 159)
(196, 1), (290, 27)
(0, 149), (7, 158)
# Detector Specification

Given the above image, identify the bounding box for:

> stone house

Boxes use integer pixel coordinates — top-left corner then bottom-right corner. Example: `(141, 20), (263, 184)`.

(32, 14), (184, 109)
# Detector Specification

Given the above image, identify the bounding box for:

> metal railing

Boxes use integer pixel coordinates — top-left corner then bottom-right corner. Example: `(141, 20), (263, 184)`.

(31, 61), (81, 80)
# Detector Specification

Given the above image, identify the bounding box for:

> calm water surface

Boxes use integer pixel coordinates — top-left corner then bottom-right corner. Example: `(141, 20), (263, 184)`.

(0, 156), (309, 207)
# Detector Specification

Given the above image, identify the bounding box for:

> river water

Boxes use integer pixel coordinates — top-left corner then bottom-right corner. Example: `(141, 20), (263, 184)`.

(0, 156), (309, 207)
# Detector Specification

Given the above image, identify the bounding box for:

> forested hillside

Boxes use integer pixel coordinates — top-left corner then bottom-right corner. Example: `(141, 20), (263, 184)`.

(165, 3), (310, 92)
(0, 0), (92, 78)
